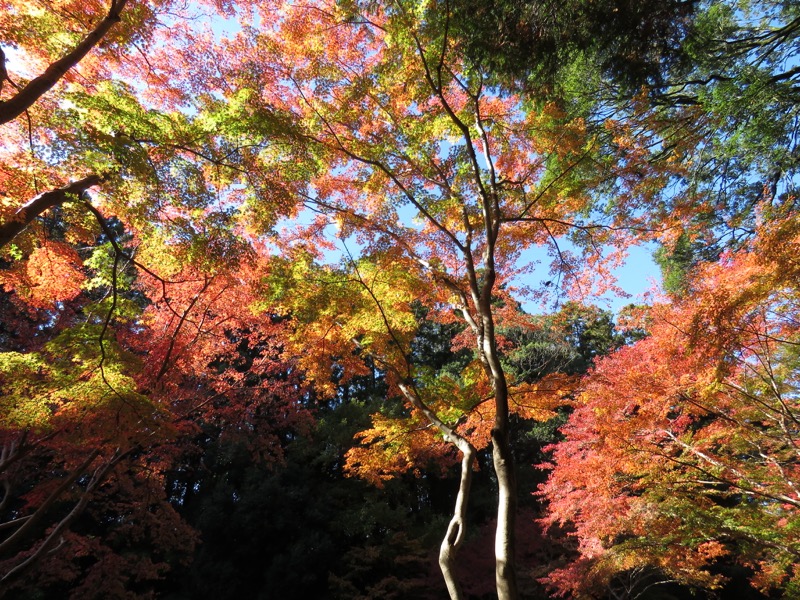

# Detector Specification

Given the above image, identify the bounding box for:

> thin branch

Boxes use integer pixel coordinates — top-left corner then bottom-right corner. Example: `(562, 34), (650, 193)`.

(155, 277), (213, 382)
(1, 449), (127, 584)
(0, 450), (100, 557)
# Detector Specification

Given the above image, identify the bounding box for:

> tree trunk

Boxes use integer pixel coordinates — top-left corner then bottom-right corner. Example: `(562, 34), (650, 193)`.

(492, 425), (518, 600)
(0, 175), (103, 250)
(439, 439), (475, 600)
(395, 381), (476, 600)
(479, 286), (519, 600)
(0, 0), (128, 125)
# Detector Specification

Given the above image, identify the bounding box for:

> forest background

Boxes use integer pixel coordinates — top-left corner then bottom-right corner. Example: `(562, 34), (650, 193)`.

(0, 0), (799, 598)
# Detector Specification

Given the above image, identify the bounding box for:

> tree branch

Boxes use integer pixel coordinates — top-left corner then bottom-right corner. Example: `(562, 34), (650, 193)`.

(0, 450), (100, 558)
(0, 0), (129, 125)
(0, 175), (105, 250)
(1, 449), (126, 584)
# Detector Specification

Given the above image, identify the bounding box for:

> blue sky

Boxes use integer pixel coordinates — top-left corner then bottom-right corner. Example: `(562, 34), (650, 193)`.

(605, 243), (661, 310)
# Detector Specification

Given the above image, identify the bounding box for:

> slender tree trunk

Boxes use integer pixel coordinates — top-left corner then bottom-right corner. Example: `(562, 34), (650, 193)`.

(0, 0), (128, 125)
(439, 439), (475, 600)
(0, 175), (103, 250)
(395, 381), (476, 600)
(479, 288), (519, 600)
(492, 424), (518, 600)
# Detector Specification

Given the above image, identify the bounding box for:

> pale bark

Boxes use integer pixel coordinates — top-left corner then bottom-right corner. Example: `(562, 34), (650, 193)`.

(439, 439), (475, 600)
(492, 429), (518, 600)
(0, 175), (103, 250)
(480, 305), (520, 600)
(0, 0), (129, 125)
(348, 302), (478, 599)
(315, 18), (523, 595)
(395, 380), (478, 600)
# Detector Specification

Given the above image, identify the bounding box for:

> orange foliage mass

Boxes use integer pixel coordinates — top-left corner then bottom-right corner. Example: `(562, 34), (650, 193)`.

(0, 241), (85, 308)
(541, 210), (800, 596)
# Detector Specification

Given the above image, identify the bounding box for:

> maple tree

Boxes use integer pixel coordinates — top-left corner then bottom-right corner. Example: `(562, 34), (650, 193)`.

(0, 228), (316, 596)
(0, 0), (309, 299)
(447, 0), (800, 295)
(0, 1), (315, 594)
(204, 1), (676, 597)
(0, 0), (669, 595)
(0, 1), (315, 588)
(541, 206), (800, 598)
(1, 0), (154, 241)
(0, 37), (312, 582)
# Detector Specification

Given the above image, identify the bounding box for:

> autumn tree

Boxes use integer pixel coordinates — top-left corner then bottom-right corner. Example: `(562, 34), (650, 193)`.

(1, 0), (159, 243)
(0, 0), (309, 309)
(541, 207), (800, 598)
(8, 1), (787, 598)
(1, 30), (314, 578)
(0, 0), (322, 588)
(0, 244), (191, 594)
(183, 1), (680, 597)
(0, 220), (317, 596)
(445, 0), (800, 297)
